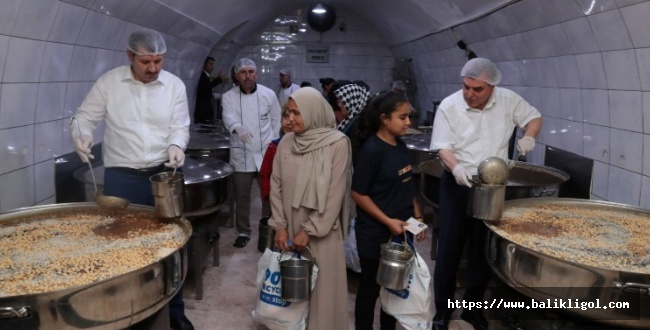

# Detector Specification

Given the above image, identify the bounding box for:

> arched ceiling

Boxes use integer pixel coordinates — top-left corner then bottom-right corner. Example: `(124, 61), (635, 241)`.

(155, 0), (517, 46)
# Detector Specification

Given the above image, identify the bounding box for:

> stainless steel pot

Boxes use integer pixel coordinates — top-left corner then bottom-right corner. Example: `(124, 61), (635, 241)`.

(181, 155), (234, 217)
(186, 124), (230, 162)
(419, 160), (570, 207)
(485, 198), (650, 328)
(0, 203), (191, 330)
(402, 130), (436, 174)
(73, 156), (234, 217)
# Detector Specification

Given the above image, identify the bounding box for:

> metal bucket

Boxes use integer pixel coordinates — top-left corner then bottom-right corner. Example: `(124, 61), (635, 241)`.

(279, 249), (314, 302)
(150, 172), (185, 218)
(467, 182), (505, 220)
(377, 242), (414, 290)
(258, 216), (275, 253)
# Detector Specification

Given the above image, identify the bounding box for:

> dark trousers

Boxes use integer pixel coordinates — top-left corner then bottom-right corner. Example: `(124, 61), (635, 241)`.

(433, 171), (490, 316)
(355, 257), (396, 330)
(104, 166), (186, 320)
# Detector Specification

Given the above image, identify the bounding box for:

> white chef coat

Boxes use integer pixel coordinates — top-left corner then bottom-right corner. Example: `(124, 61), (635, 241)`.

(222, 84), (281, 172)
(430, 87), (541, 174)
(276, 83), (300, 107)
(72, 66), (190, 168)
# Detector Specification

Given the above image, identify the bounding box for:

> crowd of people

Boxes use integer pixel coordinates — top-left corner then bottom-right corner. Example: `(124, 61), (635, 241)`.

(71, 29), (542, 330)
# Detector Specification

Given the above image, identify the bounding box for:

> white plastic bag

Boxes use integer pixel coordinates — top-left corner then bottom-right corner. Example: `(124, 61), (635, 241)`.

(380, 251), (433, 330)
(252, 249), (319, 330)
(344, 218), (362, 273)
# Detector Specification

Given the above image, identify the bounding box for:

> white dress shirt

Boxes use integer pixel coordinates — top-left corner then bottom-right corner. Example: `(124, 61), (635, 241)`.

(72, 66), (190, 168)
(430, 87), (541, 174)
(222, 84), (281, 172)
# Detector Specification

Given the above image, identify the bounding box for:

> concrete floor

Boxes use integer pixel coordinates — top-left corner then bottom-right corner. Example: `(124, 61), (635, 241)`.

(182, 185), (476, 330)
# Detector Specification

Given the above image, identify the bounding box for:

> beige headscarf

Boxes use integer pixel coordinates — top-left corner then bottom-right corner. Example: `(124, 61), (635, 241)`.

(290, 87), (352, 236)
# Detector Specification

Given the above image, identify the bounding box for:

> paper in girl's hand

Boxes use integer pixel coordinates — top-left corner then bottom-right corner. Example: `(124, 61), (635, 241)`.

(404, 217), (428, 235)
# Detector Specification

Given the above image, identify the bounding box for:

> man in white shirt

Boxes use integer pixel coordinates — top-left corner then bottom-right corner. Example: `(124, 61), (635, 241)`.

(70, 30), (193, 330)
(429, 58), (542, 330)
(276, 69), (300, 107)
(222, 58), (281, 248)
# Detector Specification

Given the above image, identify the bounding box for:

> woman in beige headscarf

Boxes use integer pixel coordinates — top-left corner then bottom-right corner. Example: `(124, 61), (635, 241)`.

(269, 87), (351, 329)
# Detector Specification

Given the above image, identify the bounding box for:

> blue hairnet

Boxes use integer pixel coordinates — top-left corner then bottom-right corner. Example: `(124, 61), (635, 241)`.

(460, 58), (501, 86)
(234, 58), (257, 73)
(127, 30), (167, 55)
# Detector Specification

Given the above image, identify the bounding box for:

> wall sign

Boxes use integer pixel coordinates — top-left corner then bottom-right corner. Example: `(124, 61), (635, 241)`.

(306, 45), (329, 63)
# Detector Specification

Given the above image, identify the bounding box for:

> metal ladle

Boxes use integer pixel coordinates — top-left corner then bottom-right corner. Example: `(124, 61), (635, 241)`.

(73, 118), (129, 210)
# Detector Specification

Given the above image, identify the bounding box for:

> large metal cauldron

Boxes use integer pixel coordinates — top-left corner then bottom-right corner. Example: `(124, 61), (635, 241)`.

(74, 156), (233, 217)
(0, 203), (191, 330)
(186, 124), (230, 161)
(418, 160), (569, 207)
(402, 128), (435, 174)
(485, 198), (650, 328)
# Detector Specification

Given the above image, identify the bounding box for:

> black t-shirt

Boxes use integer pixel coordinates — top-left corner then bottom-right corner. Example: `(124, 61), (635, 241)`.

(352, 134), (415, 258)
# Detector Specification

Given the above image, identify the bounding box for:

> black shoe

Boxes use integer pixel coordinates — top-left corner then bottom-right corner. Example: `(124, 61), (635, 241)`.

(233, 234), (250, 248)
(170, 315), (194, 330)
(461, 310), (488, 330)
(432, 313), (450, 330)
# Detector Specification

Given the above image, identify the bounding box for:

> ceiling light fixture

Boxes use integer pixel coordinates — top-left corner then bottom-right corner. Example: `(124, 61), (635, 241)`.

(312, 3), (327, 14)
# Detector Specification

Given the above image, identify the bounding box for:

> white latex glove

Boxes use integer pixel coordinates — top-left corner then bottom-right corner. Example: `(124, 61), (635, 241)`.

(516, 136), (536, 156)
(164, 145), (185, 168)
(74, 135), (94, 163)
(235, 126), (253, 144)
(452, 164), (473, 188)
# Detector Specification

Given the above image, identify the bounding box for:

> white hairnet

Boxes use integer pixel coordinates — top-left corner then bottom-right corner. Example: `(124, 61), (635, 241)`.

(127, 30), (167, 55)
(235, 58), (257, 73)
(461, 58), (501, 86)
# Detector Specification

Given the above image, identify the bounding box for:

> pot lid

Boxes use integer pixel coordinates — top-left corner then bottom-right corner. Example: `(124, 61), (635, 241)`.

(187, 131), (230, 150)
(73, 156), (234, 185)
(402, 132), (433, 152)
(182, 155), (234, 184)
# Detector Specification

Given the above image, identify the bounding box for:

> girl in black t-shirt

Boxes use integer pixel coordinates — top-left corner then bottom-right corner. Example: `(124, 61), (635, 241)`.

(351, 91), (427, 330)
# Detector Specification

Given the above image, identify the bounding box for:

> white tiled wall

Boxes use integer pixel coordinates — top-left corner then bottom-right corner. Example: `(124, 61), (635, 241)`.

(399, 0), (650, 208)
(0, 0), (213, 212)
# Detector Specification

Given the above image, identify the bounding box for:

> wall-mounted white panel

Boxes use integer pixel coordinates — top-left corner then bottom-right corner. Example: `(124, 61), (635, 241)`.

(609, 90), (643, 132)
(635, 48), (650, 91)
(40, 42), (75, 82)
(610, 128), (643, 173)
(591, 160), (609, 199)
(76, 10), (108, 48)
(61, 119), (74, 155)
(68, 46), (97, 82)
(576, 0), (618, 14)
(64, 82), (92, 119)
(0, 83), (37, 129)
(607, 166), (642, 205)
(559, 88), (583, 121)
(4, 38), (46, 83)
(518, 59), (540, 87)
(36, 83), (66, 123)
(0, 166), (35, 212)
(0, 125), (34, 175)
(645, 93), (650, 133)
(582, 89), (610, 126)
(540, 87), (561, 118)
(575, 53), (608, 89)
(12, 0), (59, 40)
(536, 58), (559, 87)
(583, 123), (610, 162)
(602, 49), (641, 90)
(553, 56), (581, 88)
(34, 159), (55, 203)
(88, 0), (146, 23)
(561, 17), (600, 54)
(92, 49), (117, 81)
(620, 2), (650, 47)
(560, 119), (584, 155)
(616, 0), (649, 8)
(0, 36), (9, 83)
(588, 9), (634, 51)
(100, 17), (127, 51)
(541, 116), (562, 148)
(497, 61), (522, 87)
(34, 120), (62, 163)
(48, 2), (86, 44)
(0, 0), (22, 35)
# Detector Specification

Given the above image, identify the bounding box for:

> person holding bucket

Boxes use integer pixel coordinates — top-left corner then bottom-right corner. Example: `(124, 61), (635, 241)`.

(268, 87), (352, 329)
(350, 90), (426, 330)
(69, 31), (194, 330)
(429, 58), (541, 330)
